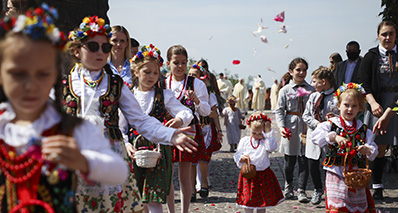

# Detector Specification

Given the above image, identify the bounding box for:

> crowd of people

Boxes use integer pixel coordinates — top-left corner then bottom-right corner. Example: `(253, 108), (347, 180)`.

(0, 1), (397, 213)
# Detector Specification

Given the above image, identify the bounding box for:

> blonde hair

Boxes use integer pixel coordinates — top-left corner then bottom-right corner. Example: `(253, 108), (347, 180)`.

(338, 88), (366, 112)
(248, 111), (266, 129)
(227, 95), (237, 103)
(131, 57), (160, 87)
(111, 25), (131, 60)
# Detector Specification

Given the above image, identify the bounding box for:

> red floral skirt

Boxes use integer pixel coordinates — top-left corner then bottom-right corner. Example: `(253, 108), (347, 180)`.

(173, 123), (205, 163)
(236, 167), (284, 208)
(199, 122), (221, 162)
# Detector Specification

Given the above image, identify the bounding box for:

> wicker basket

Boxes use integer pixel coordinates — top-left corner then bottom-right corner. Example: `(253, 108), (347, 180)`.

(240, 158), (256, 179)
(133, 135), (161, 168)
(343, 152), (372, 189)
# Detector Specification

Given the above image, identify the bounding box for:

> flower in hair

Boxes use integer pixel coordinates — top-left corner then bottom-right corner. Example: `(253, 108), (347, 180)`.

(192, 62), (209, 80)
(333, 82), (366, 106)
(130, 44), (164, 67)
(0, 3), (66, 49)
(246, 113), (271, 126)
(68, 15), (111, 41)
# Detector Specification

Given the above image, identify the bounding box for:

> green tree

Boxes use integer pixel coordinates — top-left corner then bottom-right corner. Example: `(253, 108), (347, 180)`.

(379, 0), (398, 26)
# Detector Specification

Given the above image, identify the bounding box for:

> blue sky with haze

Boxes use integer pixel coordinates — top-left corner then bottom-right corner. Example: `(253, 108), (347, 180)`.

(108, 0), (383, 87)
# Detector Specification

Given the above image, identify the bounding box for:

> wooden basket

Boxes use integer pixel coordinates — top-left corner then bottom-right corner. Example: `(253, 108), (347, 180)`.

(240, 158), (256, 179)
(343, 152), (371, 189)
(133, 135), (161, 168)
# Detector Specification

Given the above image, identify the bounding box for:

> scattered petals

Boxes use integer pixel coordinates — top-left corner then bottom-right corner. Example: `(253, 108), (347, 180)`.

(293, 206), (298, 209)
(232, 60), (241, 65)
(274, 11), (285, 22)
(210, 203), (215, 206)
(296, 87), (312, 97)
(194, 208), (199, 210)
(308, 207), (316, 209)
(260, 35), (268, 43)
(267, 67), (276, 73)
(278, 24), (287, 33)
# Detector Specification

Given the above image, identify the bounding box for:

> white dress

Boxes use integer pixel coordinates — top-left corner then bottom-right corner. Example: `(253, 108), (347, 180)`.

(222, 107), (242, 144)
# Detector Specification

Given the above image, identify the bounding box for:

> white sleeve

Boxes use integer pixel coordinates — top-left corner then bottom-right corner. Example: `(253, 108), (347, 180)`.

(365, 128), (378, 161)
(117, 110), (130, 145)
(74, 120), (128, 185)
(233, 137), (246, 168)
(164, 89), (194, 127)
(209, 93), (218, 107)
(302, 93), (320, 130)
(311, 120), (336, 147)
(263, 130), (278, 152)
(194, 78), (211, 116)
(118, 84), (175, 144)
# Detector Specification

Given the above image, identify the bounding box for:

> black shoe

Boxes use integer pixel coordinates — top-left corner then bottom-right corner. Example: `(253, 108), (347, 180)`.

(373, 188), (383, 201)
(199, 187), (209, 198)
(191, 194), (196, 202)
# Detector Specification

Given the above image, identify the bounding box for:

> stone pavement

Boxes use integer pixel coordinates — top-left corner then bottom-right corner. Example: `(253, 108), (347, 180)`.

(163, 111), (398, 213)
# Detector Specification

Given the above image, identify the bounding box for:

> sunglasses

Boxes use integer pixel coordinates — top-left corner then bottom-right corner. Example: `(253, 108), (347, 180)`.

(80, 41), (112, 53)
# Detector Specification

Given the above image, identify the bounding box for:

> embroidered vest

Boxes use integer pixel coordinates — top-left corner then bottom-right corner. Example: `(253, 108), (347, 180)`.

(62, 66), (124, 140)
(128, 87), (166, 149)
(322, 121), (368, 168)
(0, 124), (77, 213)
(160, 76), (198, 125)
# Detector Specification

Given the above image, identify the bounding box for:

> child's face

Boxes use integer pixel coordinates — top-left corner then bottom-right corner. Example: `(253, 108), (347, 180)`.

(167, 54), (187, 79)
(110, 31), (128, 57)
(134, 61), (160, 91)
(187, 68), (200, 79)
(228, 100), (236, 107)
(289, 63), (307, 83)
(339, 94), (361, 121)
(311, 76), (326, 92)
(75, 35), (110, 71)
(250, 124), (264, 140)
(0, 37), (57, 121)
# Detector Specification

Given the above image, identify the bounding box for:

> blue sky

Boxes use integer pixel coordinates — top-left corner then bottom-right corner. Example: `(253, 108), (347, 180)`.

(108, 0), (383, 87)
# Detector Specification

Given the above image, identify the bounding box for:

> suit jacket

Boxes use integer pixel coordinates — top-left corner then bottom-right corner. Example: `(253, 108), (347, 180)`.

(334, 56), (362, 86)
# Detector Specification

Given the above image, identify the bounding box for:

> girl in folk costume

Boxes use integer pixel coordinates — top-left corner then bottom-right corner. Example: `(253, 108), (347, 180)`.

(302, 66), (338, 205)
(121, 44), (193, 213)
(234, 112), (284, 212)
(276, 57), (315, 202)
(0, 5), (128, 212)
(65, 18), (197, 212)
(188, 62), (223, 200)
(311, 83), (378, 212)
(161, 45), (210, 213)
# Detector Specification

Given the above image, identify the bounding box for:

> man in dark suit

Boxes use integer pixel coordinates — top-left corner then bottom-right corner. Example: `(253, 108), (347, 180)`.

(334, 41), (363, 86)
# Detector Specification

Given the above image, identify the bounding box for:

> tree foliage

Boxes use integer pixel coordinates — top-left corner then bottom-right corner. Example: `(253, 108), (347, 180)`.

(380, 0), (398, 26)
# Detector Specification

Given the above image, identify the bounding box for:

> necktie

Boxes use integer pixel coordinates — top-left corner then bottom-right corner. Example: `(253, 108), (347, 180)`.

(386, 50), (396, 78)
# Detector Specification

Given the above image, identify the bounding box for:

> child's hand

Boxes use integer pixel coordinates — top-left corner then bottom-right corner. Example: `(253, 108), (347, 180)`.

(217, 132), (223, 143)
(165, 118), (183, 128)
(41, 135), (88, 173)
(325, 112), (336, 120)
(264, 121), (272, 133)
(171, 127), (198, 153)
(125, 143), (137, 160)
(280, 127), (292, 139)
(279, 127), (287, 137)
(356, 145), (371, 155)
(186, 90), (199, 105)
(334, 135), (347, 147)
(240, 155), (250, 163)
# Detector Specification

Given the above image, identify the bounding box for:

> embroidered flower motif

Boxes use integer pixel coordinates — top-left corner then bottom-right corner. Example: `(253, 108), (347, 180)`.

(67, 101), (77, 108)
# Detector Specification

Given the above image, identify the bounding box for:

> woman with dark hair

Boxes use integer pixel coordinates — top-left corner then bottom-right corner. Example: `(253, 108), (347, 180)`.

(329, 52), (343, 71)
(358, 20), (397, 201)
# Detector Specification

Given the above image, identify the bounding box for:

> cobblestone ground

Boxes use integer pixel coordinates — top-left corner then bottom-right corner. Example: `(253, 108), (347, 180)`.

(163, 111), (398, 213)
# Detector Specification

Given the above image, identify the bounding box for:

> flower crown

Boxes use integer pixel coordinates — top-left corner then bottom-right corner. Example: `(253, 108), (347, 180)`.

(192, 62), (209, 80)
(68, 15), (111, 41)
(0, 3), (66, 49)
(333, 82), (366, 105)
(130, 44), (164, 67)
(246, 113), (271, 126)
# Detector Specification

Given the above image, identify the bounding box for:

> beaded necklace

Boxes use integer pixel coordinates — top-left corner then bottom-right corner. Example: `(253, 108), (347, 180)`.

(250, 137), (260, 149)
(80, 70), (104, 88)
(339, 116), (357, 135)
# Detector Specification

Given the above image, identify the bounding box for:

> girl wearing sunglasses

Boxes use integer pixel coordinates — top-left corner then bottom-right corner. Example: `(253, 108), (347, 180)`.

(66, 16), (198, 212)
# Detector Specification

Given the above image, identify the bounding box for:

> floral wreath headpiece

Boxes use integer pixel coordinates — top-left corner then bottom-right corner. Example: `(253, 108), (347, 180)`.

(68, 15), (111, 41)
(333, 82), (366, 106)
(246, 113), (271, 126)
(192, 62), (209, 80)
(130, 44), (164, 67)
(0, 3), (66, 49)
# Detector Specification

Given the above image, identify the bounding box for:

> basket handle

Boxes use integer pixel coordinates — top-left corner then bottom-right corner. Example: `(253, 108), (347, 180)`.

(133, 135), (160, 152)
(343, 150), (369, 173)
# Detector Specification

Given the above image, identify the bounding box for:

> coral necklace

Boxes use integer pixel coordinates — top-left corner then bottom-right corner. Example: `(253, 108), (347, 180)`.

(169, 75), (187, 100)
(339, 116), (357, 135)
(250, 137), (260, 149)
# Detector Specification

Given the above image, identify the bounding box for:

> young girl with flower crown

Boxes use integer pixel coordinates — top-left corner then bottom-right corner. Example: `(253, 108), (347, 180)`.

(0, 5), (129, 213)
(121, 44), (193, 213)
(161, 45), (210, 213)
(302, 66), (338, 205)
(311, 83), (378, 212)
(234, 112), (284, 212)
(188, 62), (223, 200)
(275, 57), (315, 202)
(65, 17), (197, 213)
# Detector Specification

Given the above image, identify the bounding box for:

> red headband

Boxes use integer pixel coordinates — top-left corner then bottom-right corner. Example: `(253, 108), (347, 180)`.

(246, 114), (271, 126)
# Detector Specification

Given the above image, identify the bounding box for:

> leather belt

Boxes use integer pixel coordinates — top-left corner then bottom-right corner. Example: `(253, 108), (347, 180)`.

(287, 111), (301, 116)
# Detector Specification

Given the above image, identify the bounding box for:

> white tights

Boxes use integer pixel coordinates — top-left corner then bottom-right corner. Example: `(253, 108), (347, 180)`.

(244, 208), (266, 213)
(146, 202), (163, 213)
